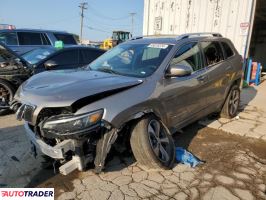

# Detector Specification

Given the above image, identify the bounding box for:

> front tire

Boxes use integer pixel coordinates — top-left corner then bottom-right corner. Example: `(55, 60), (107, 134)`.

(130, 115), (175, 170)
(220, 85), (240, 119)
(0, 80), (15, 115)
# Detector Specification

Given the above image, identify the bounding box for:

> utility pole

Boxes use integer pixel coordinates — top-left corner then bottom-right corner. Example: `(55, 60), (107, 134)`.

(79, 2), (88, 44)
(129, 12), (136, 36)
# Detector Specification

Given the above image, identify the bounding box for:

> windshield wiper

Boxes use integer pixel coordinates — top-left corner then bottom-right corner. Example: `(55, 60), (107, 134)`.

(97, 67), (120, 75)
(86, 65), (91, 70)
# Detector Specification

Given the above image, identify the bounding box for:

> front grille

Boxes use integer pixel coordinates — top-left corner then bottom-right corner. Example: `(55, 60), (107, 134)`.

(23, 105), (35, 122)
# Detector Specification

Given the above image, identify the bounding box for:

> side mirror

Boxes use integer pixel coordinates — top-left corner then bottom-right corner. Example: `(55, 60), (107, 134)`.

(165, 64), (192, 77)
(44, 60), (57, 70)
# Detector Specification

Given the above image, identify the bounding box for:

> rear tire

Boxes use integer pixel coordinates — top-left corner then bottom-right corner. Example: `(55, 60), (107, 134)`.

(130, 115), (175, 170)
(0, 80), (15, 115)
(220, 85), (240, 119)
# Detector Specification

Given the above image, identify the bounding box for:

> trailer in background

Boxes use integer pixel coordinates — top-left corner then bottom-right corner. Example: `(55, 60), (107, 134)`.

(143, 0), (266, 70)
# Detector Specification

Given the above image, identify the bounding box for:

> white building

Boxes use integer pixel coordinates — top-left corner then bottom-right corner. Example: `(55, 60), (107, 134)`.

(143, 0), (266, 69)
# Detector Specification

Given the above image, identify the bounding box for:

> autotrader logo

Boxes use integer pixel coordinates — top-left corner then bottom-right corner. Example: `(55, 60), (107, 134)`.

(0, 188), (54, 200)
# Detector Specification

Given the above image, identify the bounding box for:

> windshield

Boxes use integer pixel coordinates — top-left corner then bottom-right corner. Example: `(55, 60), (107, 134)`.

(22, 47), (56, 64)
(89, 43), (173, 78)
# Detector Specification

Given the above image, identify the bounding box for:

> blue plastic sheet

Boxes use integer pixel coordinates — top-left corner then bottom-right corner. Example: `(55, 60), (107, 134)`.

(175, 147), (203, 168)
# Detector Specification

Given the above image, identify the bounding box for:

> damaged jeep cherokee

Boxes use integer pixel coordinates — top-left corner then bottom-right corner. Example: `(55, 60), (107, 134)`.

(14, 33), (243, 175)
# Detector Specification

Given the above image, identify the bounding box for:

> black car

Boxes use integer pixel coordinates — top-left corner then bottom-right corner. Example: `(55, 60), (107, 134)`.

(0, 42), (105, 113)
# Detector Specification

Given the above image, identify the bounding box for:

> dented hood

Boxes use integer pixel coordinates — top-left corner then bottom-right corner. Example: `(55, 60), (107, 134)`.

(16, 69), (143, 107)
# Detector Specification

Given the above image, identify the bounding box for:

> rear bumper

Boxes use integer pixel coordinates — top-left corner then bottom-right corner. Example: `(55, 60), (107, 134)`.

(24, 123), (75, 159)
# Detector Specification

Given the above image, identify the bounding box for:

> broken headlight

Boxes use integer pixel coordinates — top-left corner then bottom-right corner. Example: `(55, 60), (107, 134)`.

(42, 109), (103, 135)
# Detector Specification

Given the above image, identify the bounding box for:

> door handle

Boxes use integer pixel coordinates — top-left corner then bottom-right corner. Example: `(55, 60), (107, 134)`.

(197, 75), (207, 82)
(226, 66), (232, 71)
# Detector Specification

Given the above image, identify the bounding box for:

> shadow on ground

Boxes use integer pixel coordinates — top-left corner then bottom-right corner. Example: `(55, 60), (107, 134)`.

(239, 86), (258, 112)
(0, 123), (42, 187)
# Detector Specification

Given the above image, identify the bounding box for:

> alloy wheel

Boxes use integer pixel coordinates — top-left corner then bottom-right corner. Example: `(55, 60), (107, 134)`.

(229, 89), (240, 116)
(147, 119), (171, 163)
(0, 84), (12, 105)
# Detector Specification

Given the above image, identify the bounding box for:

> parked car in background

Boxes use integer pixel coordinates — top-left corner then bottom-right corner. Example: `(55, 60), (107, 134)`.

(0, 24), (16, 30)
(13, 33), (243, 175)
(0, 29), (78, 55)
(0, 42), (105, 113)
(22, 45), (105, 73)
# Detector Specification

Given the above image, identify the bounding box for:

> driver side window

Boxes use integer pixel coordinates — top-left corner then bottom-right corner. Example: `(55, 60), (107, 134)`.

(170, 43), (203, 72)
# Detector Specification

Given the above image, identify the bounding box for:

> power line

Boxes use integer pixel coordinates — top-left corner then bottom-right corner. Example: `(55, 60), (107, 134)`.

(85, 25), (111, 33)
(129, 13), (136, 36)
(88, 5), (130, 21)
(79, 2), (88, 43)
(84, 15), (131, 28)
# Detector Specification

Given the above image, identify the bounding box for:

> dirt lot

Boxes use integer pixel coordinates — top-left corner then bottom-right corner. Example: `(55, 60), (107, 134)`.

(26, 123), (266, 200)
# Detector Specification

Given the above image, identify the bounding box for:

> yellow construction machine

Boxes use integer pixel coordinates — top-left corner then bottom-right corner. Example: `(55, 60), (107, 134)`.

(100, 31), (131, 50)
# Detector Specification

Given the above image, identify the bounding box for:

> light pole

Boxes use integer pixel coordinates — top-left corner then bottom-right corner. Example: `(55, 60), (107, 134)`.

(79, 2), (88, 44)
(129, 12), (136, 36)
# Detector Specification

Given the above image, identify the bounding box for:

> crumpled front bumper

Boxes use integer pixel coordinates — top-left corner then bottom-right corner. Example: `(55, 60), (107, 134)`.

(24, 123), (88, 175)
(24, 123), (75, 159)
(24, 121), (118, 175)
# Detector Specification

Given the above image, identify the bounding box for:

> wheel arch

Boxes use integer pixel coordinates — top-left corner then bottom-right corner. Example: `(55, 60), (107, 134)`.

(221, 77), (241, 110)
(0, 78), (17, 93)
(0, 77), (19, 91)
(113, 109), (163, 131)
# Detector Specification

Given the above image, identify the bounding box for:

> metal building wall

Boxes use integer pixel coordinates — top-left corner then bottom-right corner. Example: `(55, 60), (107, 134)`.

(143, 0), (255, 57)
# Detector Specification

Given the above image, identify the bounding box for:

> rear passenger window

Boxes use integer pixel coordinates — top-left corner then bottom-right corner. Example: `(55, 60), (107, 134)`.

(18, 32), (42, 45)
(201, 42), (223, 66)
(80, 49), (104, 64)
(0, 32), (18, 45)
(53, 33), (76, 45)
(41, 33), (51, 45)
(221, 42), (234, 58)
(170, 43), (203, 71)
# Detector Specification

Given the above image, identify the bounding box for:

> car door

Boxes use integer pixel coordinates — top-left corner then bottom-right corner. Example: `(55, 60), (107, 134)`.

(200, 41), (230, 110)
(79, 49), (105, 67)
(161, 42), (209, 128)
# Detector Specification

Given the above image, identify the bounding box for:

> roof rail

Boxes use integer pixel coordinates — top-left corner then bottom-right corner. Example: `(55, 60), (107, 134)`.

(130, 34), (179, 40)
(131, 36), (144, 40)
(176, 32), (222, 40)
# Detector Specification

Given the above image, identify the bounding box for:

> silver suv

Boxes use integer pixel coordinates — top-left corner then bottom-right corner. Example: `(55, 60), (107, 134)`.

(14, 33), (243, 175)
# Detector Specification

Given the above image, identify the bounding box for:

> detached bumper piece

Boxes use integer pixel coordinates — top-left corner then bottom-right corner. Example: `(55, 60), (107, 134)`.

(25, 123), (75, 159)
(24, 122), (118, 175)
(94, 128), (118, 173)
(24, 123), (86, 175)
